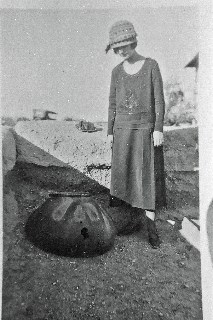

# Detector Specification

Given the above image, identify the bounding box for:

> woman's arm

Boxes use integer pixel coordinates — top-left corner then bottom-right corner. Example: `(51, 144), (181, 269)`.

(152, 62), (165, 146)
(107, 70), (117, 135)
(152, 62), (165, 133)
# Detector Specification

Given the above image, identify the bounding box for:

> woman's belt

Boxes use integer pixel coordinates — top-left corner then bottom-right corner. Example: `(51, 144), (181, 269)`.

(114, 112), (154, 130)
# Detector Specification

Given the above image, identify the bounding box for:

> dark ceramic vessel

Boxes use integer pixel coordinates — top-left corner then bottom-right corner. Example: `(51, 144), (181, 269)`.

(25, 192), (117, 257)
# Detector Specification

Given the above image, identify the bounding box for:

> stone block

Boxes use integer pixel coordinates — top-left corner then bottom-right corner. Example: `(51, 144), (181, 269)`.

(2, 126), (16, 175)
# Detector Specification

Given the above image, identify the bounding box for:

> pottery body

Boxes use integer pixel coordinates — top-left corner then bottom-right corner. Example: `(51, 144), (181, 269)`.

(25, 193), (117, 257)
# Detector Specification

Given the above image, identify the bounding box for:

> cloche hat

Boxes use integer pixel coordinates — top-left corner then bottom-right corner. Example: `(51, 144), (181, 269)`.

(105, 20), (137, 53)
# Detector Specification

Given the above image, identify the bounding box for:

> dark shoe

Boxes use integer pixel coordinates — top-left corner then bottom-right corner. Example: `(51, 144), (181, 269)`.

(147, 218), (161, 249)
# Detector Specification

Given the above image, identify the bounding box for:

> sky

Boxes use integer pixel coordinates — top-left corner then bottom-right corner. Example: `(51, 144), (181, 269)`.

(1, 4), (199, 121)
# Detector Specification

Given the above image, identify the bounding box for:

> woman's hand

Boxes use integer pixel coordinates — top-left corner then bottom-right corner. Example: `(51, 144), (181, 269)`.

(153, 131), (164, 147)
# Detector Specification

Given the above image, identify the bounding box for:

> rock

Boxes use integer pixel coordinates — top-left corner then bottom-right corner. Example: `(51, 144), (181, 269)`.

(14, 121), (111, 171)
(163, 126), (198, 171)
(2, 126), (16, 175)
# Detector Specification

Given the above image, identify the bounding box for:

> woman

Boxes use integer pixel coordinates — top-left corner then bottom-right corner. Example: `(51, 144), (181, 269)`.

(106, 20), (166, 249)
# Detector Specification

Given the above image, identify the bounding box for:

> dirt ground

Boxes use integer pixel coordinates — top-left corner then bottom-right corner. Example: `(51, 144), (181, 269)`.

(2, 161), (201, 320)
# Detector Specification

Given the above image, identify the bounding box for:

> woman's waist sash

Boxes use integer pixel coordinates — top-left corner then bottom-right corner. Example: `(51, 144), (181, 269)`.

(114, 112), (154, 130)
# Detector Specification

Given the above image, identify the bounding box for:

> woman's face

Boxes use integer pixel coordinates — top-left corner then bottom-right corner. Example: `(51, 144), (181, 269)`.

(116, 44), (135, 59)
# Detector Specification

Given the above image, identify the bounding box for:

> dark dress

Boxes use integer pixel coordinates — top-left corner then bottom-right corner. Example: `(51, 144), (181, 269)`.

(108, 58), (166, 211)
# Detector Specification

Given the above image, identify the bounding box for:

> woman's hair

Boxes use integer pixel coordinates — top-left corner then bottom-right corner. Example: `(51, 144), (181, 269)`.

(113, 41), (137, 54)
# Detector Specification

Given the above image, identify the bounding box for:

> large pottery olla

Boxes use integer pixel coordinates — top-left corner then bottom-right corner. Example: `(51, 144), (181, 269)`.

(25, 192), (117, 257)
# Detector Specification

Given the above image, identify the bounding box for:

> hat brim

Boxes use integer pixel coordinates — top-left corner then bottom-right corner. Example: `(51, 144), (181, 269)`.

(110, 39), (137, 49)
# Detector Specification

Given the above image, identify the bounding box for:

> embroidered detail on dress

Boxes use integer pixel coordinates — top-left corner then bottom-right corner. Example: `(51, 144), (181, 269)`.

(118, 88), (141, 114)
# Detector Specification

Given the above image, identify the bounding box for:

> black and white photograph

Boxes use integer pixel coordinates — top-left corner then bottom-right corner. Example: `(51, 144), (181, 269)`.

(1, 1), (213, 319)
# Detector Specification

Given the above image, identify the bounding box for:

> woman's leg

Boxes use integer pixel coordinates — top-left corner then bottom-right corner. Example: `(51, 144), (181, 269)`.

(145, 210), (161, 249)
